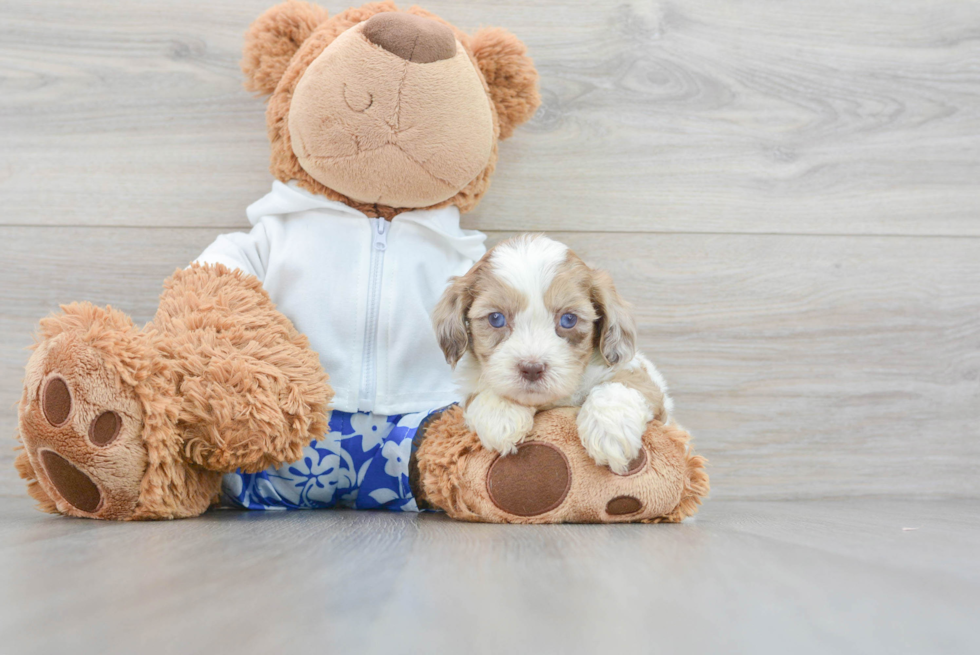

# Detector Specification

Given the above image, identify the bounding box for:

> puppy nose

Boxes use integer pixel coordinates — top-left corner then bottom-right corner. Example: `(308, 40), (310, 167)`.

(518, 361), (546, 383)
(362, 12), (457, 64)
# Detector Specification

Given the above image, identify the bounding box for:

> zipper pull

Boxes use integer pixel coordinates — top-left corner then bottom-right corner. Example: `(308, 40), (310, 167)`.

(373, 218), (389, 251)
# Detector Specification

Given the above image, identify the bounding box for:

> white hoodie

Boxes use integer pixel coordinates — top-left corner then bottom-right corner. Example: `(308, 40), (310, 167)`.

(195, 181), (486, 414)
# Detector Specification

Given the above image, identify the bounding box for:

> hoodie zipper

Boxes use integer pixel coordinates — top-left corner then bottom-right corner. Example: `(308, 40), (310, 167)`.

(358, 217), (389, 411)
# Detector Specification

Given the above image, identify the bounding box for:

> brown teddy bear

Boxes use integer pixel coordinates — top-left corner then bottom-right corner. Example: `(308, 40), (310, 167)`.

(15, 1), (708, 522)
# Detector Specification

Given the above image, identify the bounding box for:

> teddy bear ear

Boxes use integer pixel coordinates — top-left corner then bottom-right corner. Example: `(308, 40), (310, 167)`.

(469, 27), (541, 139)
(241, 0), (330, 95)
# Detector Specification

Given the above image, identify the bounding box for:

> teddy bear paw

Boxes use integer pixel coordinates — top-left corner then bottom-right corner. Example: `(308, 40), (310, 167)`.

(416, 405), (708, 524)
(17, 308), (149, 519)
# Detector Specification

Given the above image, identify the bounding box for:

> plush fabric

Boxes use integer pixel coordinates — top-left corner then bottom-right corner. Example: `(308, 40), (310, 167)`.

(257, 1), (538, 217)
(362, 11), (457, 63)
(469, 27), (541, 140)
(16, 265), (332, 520)
(415, 405), (709, 524)
(286, 22), (494, 208)
(242, 0), (330, 96)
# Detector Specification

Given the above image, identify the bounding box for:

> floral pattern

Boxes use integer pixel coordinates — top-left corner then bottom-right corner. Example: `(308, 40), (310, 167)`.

(221, 407), (446, 512)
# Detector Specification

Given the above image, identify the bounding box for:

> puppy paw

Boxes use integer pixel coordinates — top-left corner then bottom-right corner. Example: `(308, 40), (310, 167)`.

(577, 382), (653, 474)
(464, 391), (536, 455)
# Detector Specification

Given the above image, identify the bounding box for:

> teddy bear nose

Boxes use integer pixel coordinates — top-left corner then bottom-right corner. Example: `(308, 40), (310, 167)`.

(362, 12), (457, 63)
(518, 361), (546, 383)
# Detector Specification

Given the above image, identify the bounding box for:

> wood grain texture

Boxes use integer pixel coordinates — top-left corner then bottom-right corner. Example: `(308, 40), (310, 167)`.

(2, 0), (980, 234)
(1, 227), (977, 498)
(0, 497), (977, 654)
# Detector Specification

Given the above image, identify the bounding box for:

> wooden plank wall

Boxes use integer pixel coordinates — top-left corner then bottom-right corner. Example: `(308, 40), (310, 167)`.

(1, 0), (978, 499)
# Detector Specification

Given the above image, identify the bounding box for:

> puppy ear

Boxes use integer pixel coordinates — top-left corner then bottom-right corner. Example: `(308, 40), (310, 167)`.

(469, 27), (541, 139)
(590, 269), (637, 365)
(432, 274), (473, 368)
(242, 0), (329, 95)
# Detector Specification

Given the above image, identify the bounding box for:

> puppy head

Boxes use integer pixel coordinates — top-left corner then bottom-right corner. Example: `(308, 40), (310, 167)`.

(432, 235), (637, 406)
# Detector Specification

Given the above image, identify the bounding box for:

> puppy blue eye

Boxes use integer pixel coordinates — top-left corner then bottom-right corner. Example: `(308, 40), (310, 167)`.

(560, 313), (578, 329)
(488, 312), (506, 328)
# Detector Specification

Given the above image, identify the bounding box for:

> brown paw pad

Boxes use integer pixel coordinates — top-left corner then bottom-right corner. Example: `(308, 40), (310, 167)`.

(39, 450), (102, 513)
(89, 411), (122, 446)
(487, 443), (571, 517)
(606, 495), (643, 516)
(615, 449), (647, 476)
(42, 376), (72, 427)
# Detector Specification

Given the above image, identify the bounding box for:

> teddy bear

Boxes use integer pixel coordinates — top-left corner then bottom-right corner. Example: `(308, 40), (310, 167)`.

(14, 0), (708, 522)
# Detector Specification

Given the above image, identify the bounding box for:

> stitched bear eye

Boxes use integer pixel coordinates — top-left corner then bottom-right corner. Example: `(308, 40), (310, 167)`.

(488, 312), (507, 328)
(559, 313), (578, 329)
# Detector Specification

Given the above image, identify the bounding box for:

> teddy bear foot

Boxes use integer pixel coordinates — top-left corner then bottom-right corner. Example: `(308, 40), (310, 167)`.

(414, 406), (709, 524)
(16, 305), (155, 519)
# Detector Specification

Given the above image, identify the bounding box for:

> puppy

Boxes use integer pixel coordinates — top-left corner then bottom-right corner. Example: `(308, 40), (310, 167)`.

(432, 234), (672, 474)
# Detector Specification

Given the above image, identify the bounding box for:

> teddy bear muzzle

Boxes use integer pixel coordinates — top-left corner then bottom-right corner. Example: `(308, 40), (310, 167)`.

(287, 13), (495, 209)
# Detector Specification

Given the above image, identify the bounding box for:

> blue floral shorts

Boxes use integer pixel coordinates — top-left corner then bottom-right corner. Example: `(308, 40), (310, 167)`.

(221, 407), (447, 512)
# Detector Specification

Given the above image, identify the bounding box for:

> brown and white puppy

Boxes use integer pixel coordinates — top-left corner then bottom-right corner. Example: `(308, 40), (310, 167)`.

(432, 234), (672, 473)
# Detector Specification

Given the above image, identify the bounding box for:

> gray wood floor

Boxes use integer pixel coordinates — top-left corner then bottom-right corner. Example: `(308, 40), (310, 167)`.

(0, 496), (977, 655)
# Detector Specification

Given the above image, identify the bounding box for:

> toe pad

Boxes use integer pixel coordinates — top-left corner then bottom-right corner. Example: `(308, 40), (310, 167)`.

(606, 495), (642, 515)
(487, 443), (571, 516)
(42, 377), (72, 427)
(89, 411), (122, 446)
(40, 450), (102, 513)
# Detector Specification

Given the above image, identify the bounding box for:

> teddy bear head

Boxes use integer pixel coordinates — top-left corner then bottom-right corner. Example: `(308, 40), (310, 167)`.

(242, 0), (540, 217)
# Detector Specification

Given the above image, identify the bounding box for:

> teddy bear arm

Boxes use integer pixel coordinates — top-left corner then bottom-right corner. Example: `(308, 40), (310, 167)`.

(154, 264), (334, 473)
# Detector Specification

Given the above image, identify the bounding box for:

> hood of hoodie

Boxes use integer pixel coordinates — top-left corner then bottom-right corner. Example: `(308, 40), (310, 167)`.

(247, 180), (486, 262)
